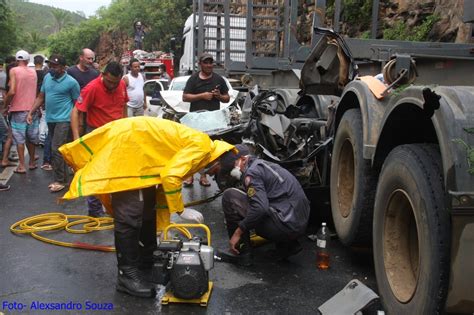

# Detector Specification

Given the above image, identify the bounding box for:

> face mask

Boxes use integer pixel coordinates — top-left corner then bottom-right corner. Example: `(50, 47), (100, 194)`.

(49, 69), (62, 79)
(230, 166), (242, 180)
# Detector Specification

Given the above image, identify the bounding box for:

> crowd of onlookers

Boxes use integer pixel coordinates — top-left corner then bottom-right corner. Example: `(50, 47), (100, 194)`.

(0, 49), (93, 193)
(0, 49), (129, 215)
(0, 48), (221, 210)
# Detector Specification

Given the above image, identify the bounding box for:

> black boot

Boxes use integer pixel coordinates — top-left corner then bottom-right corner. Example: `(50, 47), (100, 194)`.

(115, 232), (156, 298)
(217, 230), (253, 266)
(117, 266), (156, 298)
(216, 249), (253, 266)
(270, 239), (303, 261)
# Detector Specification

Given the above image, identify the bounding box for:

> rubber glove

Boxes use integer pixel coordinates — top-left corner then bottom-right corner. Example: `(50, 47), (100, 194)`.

(179, 208), (204, 223)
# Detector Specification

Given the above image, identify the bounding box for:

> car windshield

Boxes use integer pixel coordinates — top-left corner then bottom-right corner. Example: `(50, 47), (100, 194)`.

(170, 80), (187, 91)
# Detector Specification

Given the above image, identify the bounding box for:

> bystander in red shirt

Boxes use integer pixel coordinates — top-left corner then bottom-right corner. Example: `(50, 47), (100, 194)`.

(75, 76), (128, 128)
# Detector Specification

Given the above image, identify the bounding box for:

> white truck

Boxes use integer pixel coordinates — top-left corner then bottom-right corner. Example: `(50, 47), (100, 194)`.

(178, 3), (301, 109)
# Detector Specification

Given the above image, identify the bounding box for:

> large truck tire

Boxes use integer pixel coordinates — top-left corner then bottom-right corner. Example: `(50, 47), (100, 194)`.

(373, 144), (450, 314)
(330, 109), (377, 245)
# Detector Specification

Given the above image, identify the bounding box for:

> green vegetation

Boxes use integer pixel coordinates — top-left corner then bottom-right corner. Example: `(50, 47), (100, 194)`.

(50, 8), (74, 33)
(326, 0), (373, 34)
(324, 1), (441, 41)
(453, 128), (474, 175)
(3, 0), (85, 55)
(383, 15), (440, 42)
(48, 0), (191, 64)
(1, 0), (190, 64)
(391, 84), (410, 97)
(48, 17), (106, 64)
(96, 0), (191, 52)
(0, 0), (18, 57)
(8, 0), (84, 36)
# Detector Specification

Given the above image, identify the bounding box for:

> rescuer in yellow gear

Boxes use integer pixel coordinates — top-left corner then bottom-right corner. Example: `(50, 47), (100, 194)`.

(59, 116), (235, 298)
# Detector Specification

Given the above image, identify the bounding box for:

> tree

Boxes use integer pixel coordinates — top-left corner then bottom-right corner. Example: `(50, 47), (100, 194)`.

(97, 0), (191, 51)
(48, 17), (105, 64)
(51, 8), (72, 33)
(0, 0), (18, 56)
(26, 31), (46, 53)
(48, 0), (192, 63)
(75, 11), (86, 18)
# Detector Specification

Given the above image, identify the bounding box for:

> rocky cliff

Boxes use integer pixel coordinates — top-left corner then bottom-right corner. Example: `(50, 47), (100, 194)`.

(299, 0), (472, 43)
(382, 0), (471, 42)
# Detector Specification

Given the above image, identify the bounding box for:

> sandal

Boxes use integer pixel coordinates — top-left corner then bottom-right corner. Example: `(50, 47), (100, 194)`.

(199, 177), (211, 187)
(13, 168), (26, 174)
(41, 164), (53, 171)
(49, 182), (65, 193)
(1, 162), (17, 168)
(183, 176), (194, 187)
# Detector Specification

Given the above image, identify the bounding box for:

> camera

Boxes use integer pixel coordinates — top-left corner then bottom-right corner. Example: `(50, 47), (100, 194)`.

(152, 237), (214, 299)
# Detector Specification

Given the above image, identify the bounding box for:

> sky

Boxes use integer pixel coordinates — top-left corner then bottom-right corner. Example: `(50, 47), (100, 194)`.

(29, 0), (113, 17)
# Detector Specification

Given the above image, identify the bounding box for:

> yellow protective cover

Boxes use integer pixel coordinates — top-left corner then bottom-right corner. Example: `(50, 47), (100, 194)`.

(59, 116), (234, 214)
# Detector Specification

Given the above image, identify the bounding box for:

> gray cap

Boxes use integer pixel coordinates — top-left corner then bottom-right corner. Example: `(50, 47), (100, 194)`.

(219, 144), (249, 174)
(199, 53), (214, 62)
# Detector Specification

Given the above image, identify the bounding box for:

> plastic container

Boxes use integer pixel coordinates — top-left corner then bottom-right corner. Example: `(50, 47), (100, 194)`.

(316, 222), (330, 270)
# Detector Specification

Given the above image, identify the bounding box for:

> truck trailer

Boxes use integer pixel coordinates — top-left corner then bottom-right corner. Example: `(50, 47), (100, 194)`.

(188, 1), (474, 313)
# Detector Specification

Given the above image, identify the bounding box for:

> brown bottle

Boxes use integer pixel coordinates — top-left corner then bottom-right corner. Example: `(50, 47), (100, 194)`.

(316, 222), (330, 270)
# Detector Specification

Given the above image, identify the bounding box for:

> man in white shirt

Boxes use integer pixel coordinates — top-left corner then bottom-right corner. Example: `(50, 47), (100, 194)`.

(123, 58), (146, 117)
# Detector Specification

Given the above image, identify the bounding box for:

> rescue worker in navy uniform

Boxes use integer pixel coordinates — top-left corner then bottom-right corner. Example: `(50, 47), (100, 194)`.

(207, 144), (310, 266)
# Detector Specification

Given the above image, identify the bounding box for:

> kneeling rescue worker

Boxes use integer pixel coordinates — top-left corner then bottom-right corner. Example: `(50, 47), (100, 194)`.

(59, 117), (236, 298)
(206, 144), (310, 266)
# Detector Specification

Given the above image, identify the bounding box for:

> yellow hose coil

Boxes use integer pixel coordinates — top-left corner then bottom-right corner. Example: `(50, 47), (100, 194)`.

(9, 193), (222, 251)
(10, 213), (116, 251)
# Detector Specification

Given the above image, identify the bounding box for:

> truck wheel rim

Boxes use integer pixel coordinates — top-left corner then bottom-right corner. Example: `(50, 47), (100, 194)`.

(383, 189), (419, 303)
(337, 138), (355, 218)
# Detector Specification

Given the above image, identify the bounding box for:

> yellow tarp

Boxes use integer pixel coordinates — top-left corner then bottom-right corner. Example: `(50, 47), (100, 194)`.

(59, 116), (234, 214)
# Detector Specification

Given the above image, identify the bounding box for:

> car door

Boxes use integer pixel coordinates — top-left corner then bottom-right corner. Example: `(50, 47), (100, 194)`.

(143, 80), (165, 116)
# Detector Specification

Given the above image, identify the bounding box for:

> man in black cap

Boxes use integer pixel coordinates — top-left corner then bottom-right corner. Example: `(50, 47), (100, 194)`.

(183, 53), (230, 112)
(206, 144), (310, 266)
(182, 52), (230, 187)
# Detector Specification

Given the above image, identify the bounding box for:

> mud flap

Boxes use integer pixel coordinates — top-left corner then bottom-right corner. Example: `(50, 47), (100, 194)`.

(318, 279), (379, 315)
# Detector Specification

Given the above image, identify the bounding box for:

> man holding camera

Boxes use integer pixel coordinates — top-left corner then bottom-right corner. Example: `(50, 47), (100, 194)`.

(182, 53), (230, 187)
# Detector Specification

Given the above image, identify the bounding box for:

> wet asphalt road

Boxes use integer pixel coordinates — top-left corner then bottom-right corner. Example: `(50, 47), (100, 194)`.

(0, 147), (380, 314)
